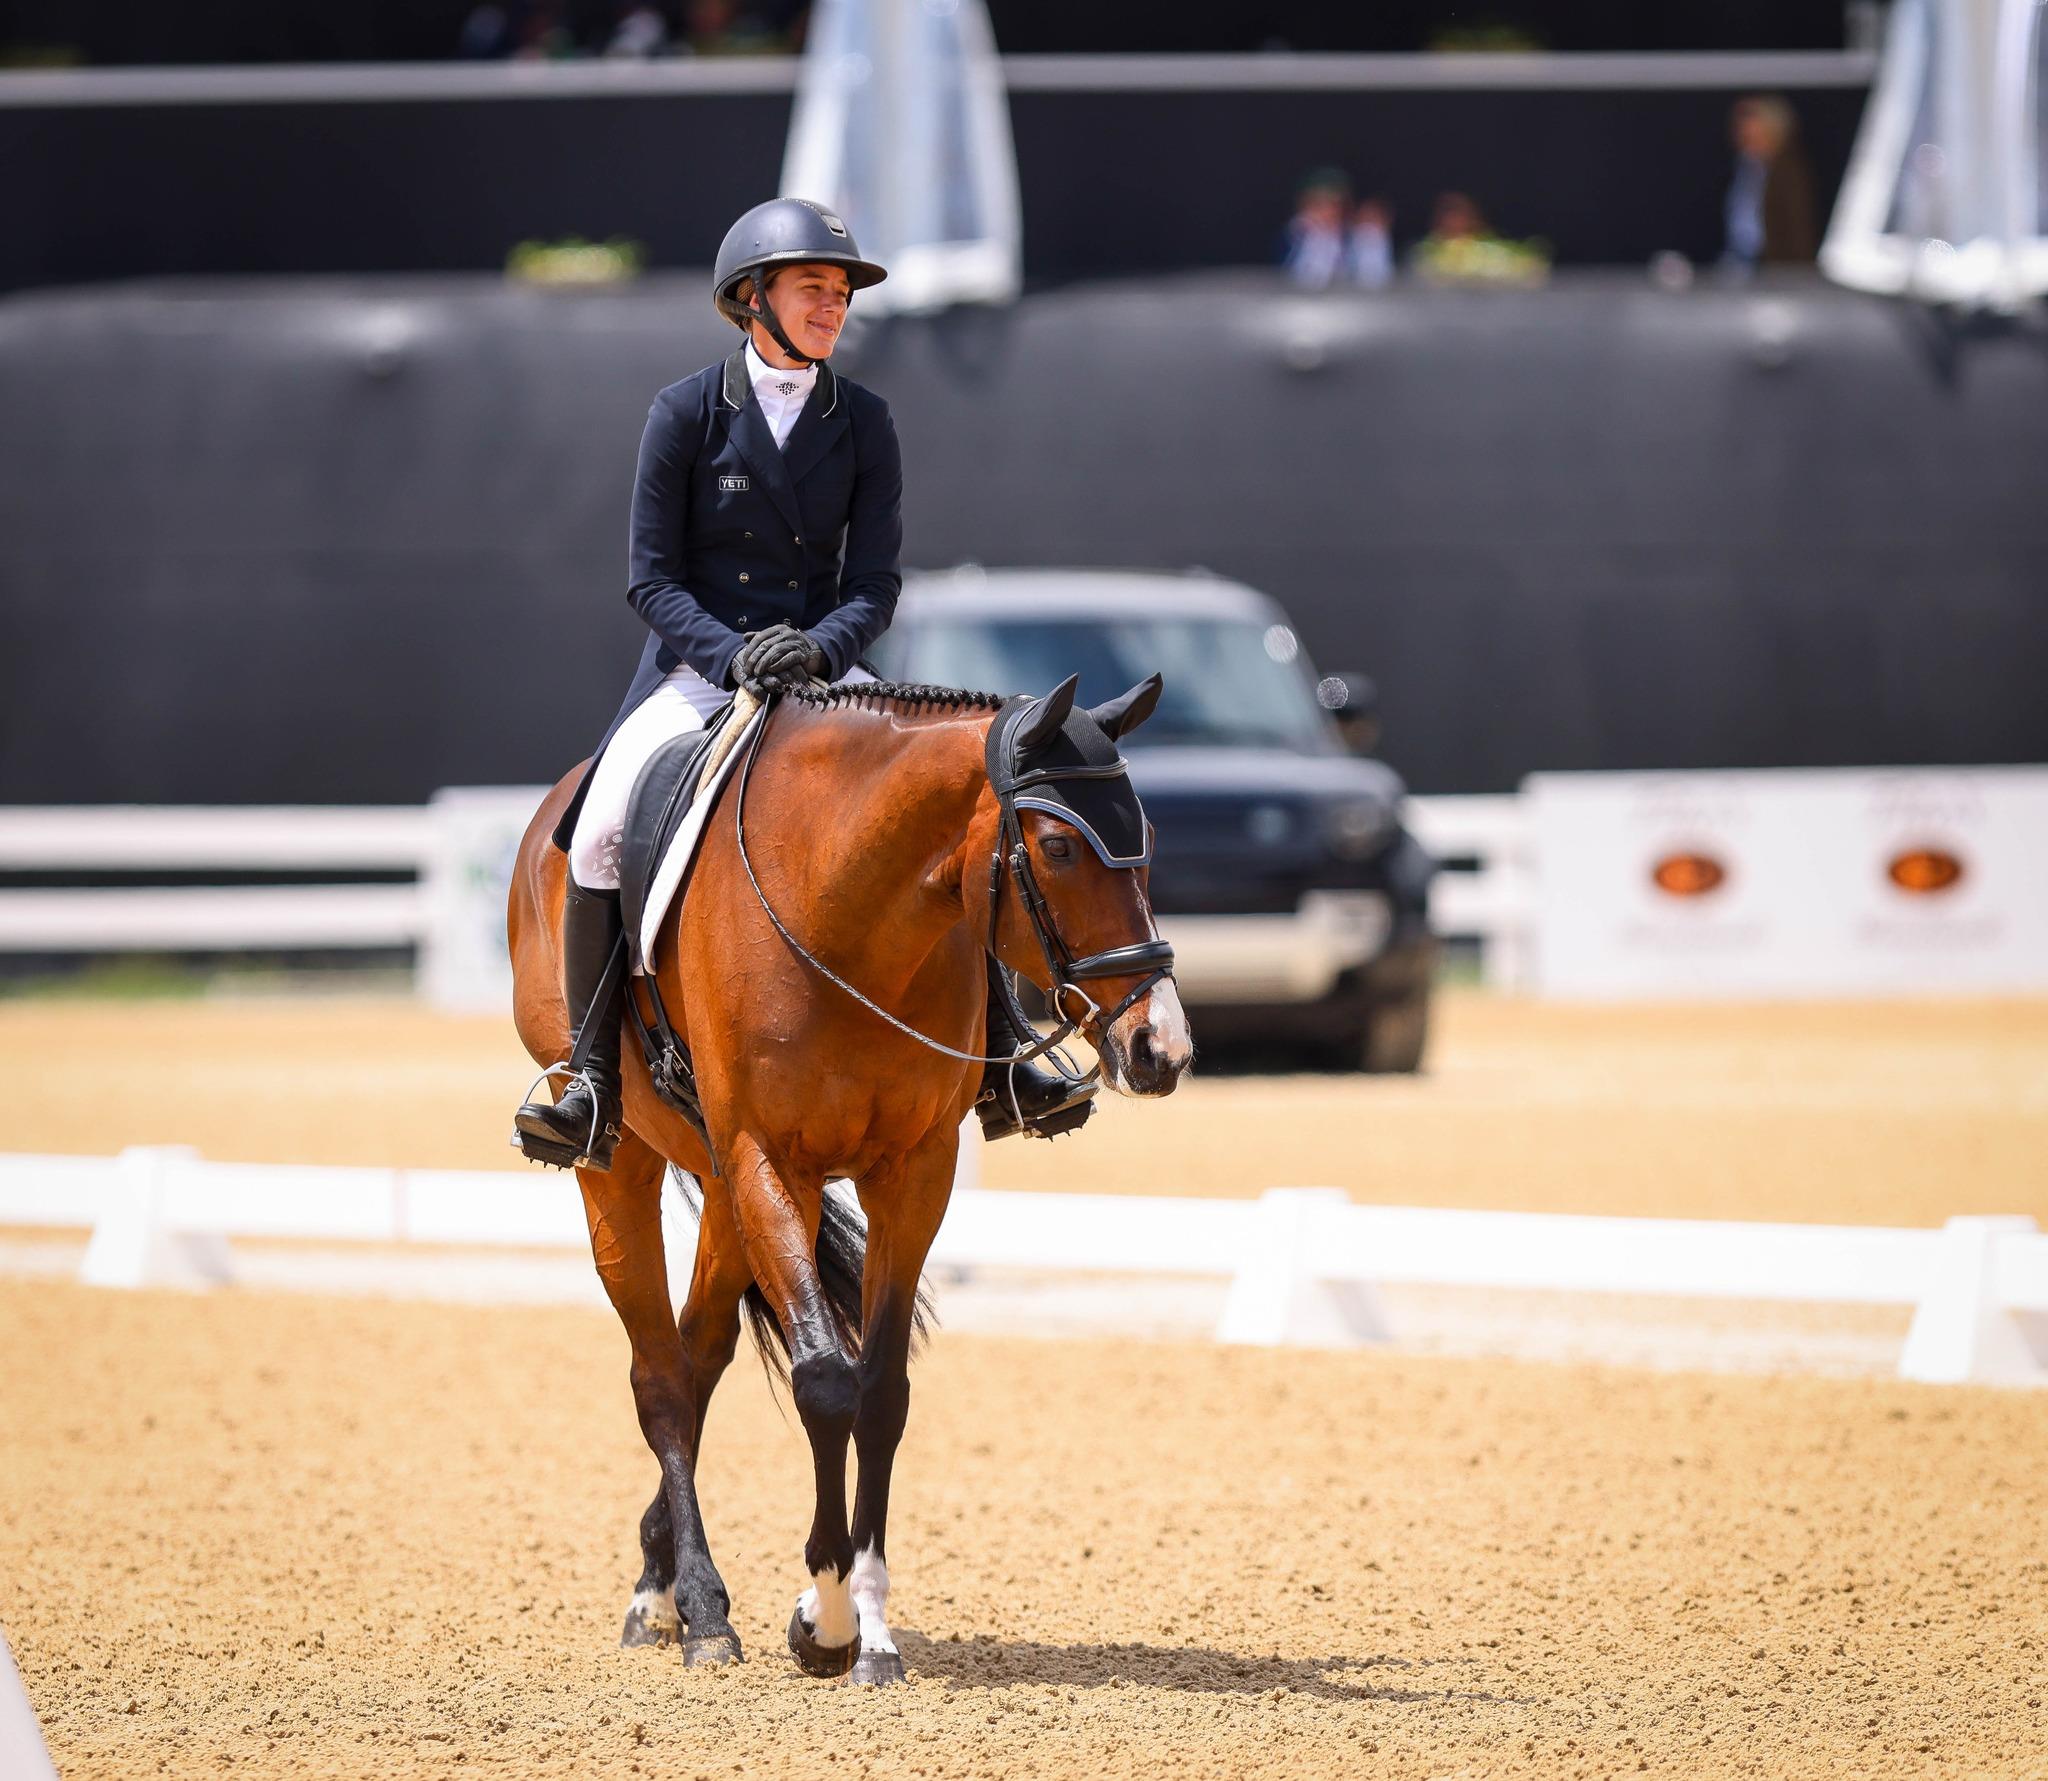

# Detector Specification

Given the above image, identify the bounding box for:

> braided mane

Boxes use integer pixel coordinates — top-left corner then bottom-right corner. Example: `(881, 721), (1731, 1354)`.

(783, 679), (1006, 715)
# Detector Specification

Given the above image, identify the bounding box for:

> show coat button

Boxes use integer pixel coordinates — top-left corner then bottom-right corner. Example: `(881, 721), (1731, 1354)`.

(787, 579), (799, 589)
(744, 530), (754, 539)
(739, 572), (750, 583)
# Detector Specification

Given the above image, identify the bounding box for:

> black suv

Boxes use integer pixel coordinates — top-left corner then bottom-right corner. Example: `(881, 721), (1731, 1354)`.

(874, 568), (1437, 1071)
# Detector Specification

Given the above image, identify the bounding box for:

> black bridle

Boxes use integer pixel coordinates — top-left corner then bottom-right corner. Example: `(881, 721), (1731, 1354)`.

(731, 688), (1177, 1071)
(982, 703), (1176, 1046)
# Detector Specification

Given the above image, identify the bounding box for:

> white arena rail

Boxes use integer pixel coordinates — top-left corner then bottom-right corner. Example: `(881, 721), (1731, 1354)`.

(1404, 794), (1531, 987)
(0, 806), (431, 868)
(1, 1150), (2040, 1388)
(0, 796), (1534, 980)
(0, 806), (430, 952)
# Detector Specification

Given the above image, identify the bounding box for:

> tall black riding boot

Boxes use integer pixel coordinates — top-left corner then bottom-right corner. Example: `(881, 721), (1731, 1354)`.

(513, 883), (626, 1170)
(975, 959), (1096, 1142)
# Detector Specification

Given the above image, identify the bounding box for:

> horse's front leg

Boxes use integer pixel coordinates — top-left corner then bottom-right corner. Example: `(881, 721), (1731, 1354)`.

(726, 1134), (863, 1677)
(844, 1127), (960, 1688)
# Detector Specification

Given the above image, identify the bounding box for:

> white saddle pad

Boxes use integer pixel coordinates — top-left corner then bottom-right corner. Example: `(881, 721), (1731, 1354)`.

(637, 702), (766, 974)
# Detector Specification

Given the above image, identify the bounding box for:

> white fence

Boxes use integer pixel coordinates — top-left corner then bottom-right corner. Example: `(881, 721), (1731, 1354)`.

(0, 796), (1534, 983)
(1405, 795), (1531, 985)
(0, 806), (430, 951)
(2, 1149), (2041, 1387)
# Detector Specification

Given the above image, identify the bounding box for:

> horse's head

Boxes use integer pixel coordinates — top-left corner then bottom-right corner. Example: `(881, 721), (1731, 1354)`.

(981, 673), (1194, 1098)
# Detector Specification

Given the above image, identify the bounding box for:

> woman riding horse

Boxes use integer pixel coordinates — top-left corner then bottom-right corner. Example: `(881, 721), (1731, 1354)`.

(513, 198), (1088, 1170)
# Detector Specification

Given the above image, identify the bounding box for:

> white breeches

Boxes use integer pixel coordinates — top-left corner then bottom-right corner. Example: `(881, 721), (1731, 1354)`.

(566, 661), (874, 891)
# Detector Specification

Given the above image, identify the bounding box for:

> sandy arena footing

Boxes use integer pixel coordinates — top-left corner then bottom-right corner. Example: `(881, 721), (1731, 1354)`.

(3, 1280), (2046, 1779)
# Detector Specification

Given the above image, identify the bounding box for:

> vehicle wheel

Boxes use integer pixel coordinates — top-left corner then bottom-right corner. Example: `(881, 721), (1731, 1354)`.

(1354, 934), (1438, 1074)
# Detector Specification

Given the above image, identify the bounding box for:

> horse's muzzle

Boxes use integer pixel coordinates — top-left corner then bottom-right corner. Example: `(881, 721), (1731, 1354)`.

(1103, 978), (1194, 1098)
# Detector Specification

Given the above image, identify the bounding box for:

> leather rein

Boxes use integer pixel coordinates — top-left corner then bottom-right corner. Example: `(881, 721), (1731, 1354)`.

(730, 690), (1176, 1071)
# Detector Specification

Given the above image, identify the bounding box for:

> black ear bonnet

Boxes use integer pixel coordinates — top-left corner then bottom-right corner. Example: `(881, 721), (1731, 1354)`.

(986, 685), (1152, 868)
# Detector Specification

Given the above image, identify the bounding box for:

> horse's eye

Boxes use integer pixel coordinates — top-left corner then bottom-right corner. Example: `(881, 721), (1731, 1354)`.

(1041, 835), (1073, 862)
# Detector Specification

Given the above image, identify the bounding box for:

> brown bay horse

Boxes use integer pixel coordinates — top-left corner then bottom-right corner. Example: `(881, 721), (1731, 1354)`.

(507, 675), (1193, 1685)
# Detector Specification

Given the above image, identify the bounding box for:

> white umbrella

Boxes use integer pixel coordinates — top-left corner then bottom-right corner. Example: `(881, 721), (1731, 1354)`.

(781, 0), (1023, 315)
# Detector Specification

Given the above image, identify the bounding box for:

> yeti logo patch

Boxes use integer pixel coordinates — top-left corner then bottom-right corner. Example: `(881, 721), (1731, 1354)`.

(718, 474), (750, 493)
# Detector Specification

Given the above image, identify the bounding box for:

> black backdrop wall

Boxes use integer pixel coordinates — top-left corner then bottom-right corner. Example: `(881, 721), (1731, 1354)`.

(5, 82), (1865, 291)
(2, 271), (2044, 803)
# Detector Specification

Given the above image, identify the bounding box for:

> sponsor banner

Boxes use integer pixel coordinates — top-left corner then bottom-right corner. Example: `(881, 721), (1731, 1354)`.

(1529, 767), (2048, 998)
(420, 786), (550, 1013)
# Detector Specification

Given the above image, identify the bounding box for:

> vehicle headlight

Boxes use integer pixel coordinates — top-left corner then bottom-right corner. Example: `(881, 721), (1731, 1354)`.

(1322, 798), (1390, 860)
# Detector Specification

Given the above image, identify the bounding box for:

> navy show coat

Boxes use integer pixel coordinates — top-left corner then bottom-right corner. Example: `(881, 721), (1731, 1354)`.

(555, 345), (904, 846)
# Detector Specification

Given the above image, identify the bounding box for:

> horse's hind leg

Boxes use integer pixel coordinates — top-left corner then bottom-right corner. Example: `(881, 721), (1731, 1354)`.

(725, 1135), (862, 1678)
(843, 1131), (958, 1687)
(579, 1137), (744, 1665)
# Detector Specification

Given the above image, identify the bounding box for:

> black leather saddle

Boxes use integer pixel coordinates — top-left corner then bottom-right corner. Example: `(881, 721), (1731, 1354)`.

(618, 703), (732, 971)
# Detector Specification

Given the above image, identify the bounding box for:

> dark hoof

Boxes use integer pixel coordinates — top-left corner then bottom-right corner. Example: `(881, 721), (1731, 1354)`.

(787, 1605), (860, 1678)
(844, 1649), (907, 1689)
(681, 1631), (744, 1668)
(619, 1601), (677, 1648)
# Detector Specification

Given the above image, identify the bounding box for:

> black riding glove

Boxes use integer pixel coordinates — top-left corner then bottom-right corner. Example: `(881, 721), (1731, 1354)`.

(731, 624), (825, 692)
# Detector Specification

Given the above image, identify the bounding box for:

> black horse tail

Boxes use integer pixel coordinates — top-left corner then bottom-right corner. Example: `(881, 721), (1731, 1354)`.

(666, 1168), (931, 1393)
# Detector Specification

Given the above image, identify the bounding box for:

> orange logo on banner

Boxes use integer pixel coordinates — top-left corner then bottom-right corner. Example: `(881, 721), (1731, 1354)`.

(1649, 852), (1727, 898)
(1886, 847), (1965, 895)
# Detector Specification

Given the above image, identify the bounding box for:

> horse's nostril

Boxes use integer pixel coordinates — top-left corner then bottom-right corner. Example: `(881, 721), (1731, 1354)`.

(1131, 1025), (1160, 1069)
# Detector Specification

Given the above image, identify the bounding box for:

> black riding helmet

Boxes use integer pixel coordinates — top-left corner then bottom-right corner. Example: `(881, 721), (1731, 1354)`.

(713, 198), (887, 367)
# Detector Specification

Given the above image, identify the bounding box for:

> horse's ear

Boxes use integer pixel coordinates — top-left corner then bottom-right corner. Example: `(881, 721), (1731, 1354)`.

(1088, 673), (1163, 741)
(1016, 674), (1080, 754)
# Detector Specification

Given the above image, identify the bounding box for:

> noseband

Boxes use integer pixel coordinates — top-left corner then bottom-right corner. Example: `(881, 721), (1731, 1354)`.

(731, 689), (1177, 1068)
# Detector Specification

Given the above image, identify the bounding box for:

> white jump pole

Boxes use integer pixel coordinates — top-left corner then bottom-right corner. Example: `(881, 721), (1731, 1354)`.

(0, 1630), (58, 1781)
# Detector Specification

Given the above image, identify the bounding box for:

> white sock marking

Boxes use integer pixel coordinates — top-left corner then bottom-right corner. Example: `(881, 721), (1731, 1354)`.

(629, 1585), (678, 1632)
(849, 1542), (897, 1655)
(798, 1569), (858, 1648)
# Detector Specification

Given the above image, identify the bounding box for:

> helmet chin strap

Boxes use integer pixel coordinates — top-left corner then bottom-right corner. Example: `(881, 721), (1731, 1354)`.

(746, 270), (818, 369)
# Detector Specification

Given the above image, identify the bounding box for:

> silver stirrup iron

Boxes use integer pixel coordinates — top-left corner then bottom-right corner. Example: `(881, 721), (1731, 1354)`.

(511, 1060), (610, 1164)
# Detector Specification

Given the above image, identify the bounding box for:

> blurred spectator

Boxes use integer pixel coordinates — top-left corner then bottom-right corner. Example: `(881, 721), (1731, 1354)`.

(679, 0), (796, 55)
(1411, 191), (1550, 287)
(455, 0), (803, 59)
(1722, 96), (1817, 274)
(1283, 169), (1352, 289)
(458, 5), (514, 57)
(1428, 190), (1485, 244)
(513, 1), (574, 59)
(607, 4), (671, 56)
(1348, 197), (1395, 289)
(681, 0), (740, 53)
(1428, 23), (1545, 51)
